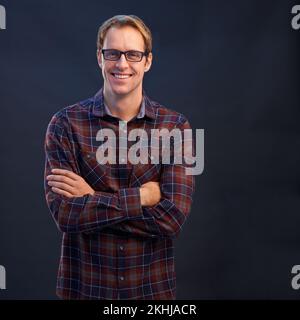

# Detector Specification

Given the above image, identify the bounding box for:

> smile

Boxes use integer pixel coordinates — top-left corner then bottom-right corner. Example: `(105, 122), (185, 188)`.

(111, 73), (133, 79)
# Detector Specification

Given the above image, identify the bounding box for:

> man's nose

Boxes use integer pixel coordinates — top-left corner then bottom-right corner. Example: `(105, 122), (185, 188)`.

(115, 53), (129, 68)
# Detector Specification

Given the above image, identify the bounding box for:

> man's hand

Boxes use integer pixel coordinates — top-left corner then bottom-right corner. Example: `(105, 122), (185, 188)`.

(139, 181), (161, 207)
(47, 168), (160, 205)
(46, 168), (95, 198)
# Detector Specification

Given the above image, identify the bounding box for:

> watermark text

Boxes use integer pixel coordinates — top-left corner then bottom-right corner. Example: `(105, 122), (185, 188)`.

(291, 265), (300, 290)
(0, 5), (6, 30)
(0, 265), (6, 289)
(95, 122), (204, 175)
(291, 5), (300, 30)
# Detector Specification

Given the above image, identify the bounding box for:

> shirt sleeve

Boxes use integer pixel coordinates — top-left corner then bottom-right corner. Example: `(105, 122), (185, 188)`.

(44, 112), (143, 233)
(101, 118), (196, 239)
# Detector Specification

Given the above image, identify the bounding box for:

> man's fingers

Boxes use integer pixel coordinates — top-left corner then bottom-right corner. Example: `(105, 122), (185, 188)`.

(141, 181), (160, 188)
(47, 174), (77, 186)
(48, 181), (75, 194)
(51, 168), (80, 181)
(51, 187), (74, 198)
(144, 182), (160, 192)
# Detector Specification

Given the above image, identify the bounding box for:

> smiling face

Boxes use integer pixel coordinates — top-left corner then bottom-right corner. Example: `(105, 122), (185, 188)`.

(97, 26), (152, 98)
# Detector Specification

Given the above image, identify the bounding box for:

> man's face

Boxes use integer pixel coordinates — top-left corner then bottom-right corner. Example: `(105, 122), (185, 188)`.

(97, 26), (152, 97)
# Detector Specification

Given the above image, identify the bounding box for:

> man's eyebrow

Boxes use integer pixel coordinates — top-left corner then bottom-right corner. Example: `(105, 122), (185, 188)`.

(105, 47), (144, 51)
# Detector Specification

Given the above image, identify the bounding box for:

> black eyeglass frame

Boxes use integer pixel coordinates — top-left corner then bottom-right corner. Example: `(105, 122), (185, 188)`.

(101, 49), (149, 62)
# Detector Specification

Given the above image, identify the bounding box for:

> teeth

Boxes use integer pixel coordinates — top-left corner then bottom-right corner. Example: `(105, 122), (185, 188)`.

(113, 74), (131, 79)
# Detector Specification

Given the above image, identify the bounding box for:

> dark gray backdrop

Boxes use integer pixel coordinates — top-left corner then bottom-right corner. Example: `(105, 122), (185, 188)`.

(0, 0), (299, 299)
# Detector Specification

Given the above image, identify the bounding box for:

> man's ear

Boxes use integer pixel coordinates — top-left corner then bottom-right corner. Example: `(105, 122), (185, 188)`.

(97, 50), (102, 69)
(144, 52), (152, 72)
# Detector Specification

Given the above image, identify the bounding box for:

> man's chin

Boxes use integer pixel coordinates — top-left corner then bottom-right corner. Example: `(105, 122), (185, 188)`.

(111, 86), (133, 97)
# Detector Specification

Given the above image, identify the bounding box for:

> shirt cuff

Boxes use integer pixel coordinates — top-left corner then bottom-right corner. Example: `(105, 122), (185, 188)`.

(118, 187), (142, 218)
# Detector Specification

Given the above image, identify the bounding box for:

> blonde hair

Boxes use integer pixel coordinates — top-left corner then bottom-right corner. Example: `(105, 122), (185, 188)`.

(96, 15), (152, 54)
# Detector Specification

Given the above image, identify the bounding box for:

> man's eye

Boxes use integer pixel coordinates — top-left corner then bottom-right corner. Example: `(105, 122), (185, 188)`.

(127, 51), (141, 59)
(107, 51), (119, 58)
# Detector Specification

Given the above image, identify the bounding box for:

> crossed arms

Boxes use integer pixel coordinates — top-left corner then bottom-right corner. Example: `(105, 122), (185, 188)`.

(44, 114), (195, 239)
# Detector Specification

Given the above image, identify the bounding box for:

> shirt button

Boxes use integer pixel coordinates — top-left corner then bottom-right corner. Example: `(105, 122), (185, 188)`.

(120, 276), (124, 281)
(119, 245), (124, 251)
(121, 158), (125, 163)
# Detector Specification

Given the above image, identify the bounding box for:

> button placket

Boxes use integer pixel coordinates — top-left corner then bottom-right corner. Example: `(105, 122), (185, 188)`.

(118, 241), (126, 288)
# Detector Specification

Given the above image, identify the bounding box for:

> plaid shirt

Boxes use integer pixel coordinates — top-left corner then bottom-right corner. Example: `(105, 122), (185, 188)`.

(44, 87), (195, 300)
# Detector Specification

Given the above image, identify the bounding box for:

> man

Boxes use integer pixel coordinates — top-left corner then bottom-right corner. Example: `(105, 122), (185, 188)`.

(44, 14), (195, 300)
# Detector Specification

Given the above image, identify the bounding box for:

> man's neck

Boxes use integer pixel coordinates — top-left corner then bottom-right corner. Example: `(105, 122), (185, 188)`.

(103, 87), (143, 122)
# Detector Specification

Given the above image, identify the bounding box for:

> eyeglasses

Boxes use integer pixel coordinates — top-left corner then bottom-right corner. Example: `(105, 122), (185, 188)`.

(101, 49), (148, 62)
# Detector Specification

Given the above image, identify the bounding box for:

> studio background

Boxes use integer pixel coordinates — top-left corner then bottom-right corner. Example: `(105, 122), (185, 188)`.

(0, 0), (299, 299)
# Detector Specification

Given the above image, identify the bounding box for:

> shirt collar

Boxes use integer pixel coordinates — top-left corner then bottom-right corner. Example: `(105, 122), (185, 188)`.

(103, 97), (146, 119)
(92, 87), (156, 120)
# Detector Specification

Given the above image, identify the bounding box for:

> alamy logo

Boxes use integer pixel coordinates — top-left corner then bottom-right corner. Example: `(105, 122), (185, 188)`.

(95, 123), (204, 175)
(0, 265), (6, 289)
(291, 265), (300, 290)
(291, 5), (300, 30)
(0, 5), (6, 30)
